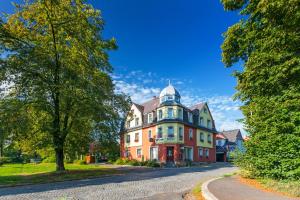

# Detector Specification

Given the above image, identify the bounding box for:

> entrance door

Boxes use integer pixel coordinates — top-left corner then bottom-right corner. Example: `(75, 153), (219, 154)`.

(166, 147), (174, 162)
(184, 147), (193, 161)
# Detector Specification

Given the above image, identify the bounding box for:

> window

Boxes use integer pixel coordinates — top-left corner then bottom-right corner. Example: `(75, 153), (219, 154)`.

(167, 95), (173, 100)
(158, 110), (163, 120)
(157, 127), (163, 138)
(148, 113), (153, 123)
(207, 120), (211, 128)
(168, 126), (174, 138)
(135, 118), (139, 126)
(168, 108), (173, 118)
(177, 108), (183, 119)
(199, 117), (203, 126)
(135, 132), (139, 142)
(198, 148), (203, 157)
(189, 129), (193, 140)
(126, 121), (131, 128)
(150, 147), (158, 160)
(188, 112), (193, 123)
(205, 149), (209, 158)
(200, 132), (204, 142)
(207, 134), (212, 143)
(178, 127), (183, 140)
(148, 130), (152, 139)
(204, 108), (207, 113)
(126, 135), (131, 143)
(217, 140), (222, 146)
(125, 149), (130, 157)
(137, 148), (142, 157)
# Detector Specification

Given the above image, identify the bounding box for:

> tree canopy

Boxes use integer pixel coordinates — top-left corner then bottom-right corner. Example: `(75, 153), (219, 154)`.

(0, 0), (130, 171)
(221, 0), (300, 179)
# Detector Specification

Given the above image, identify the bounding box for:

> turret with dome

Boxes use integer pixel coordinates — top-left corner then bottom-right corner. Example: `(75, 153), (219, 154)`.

(159, 82), (181, 104)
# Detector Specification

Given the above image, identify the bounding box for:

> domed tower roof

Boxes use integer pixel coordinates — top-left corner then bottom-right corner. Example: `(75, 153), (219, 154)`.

(159, 82), (181, 104)
(159, 85), (181, 98)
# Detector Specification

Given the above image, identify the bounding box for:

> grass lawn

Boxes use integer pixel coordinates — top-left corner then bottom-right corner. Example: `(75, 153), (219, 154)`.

(238, 173), (300, 198)
(0, 163), (120, 187)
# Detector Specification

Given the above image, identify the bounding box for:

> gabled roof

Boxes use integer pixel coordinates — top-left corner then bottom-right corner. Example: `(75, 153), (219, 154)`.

(216, 133), (226, 139)
(221, 129), (243, 143)
(132, 103), (144, 113)
(141, 97), (160, 114)
(189, 102), (206, 111)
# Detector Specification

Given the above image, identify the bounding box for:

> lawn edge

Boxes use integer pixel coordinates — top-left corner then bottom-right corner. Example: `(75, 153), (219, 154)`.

(201, 177), (221, 200)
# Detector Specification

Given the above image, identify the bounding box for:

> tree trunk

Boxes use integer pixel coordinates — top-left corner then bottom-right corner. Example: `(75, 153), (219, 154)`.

(55, 145), (65, 171)
(0, 142), (3, 158)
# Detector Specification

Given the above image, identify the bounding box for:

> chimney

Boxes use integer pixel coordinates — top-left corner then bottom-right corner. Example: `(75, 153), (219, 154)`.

(153, 96), (157, 99)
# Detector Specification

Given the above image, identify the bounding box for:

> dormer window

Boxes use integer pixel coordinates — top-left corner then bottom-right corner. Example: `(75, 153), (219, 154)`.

(188, 112), (193, 123)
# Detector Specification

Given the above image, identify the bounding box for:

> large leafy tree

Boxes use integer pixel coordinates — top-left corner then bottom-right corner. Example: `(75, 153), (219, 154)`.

(221, 0), (300, 179)
(0, 0), (130, 171)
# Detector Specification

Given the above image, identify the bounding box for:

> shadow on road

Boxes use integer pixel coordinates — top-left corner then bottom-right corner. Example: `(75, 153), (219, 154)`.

(0, 162), (235, 197)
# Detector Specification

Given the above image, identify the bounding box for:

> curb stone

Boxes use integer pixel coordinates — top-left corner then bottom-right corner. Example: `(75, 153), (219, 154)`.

(201, 177), (221, 200)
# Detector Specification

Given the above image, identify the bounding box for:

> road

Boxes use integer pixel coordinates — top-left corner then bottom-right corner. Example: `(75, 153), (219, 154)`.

(0, 163), (237, 200)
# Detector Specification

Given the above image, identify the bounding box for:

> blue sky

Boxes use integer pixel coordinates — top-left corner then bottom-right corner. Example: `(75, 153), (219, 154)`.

(1, 0), (245, 135)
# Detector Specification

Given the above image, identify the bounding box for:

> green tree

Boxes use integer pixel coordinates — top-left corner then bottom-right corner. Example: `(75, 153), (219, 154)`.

(221, 0), (300, 179)
(0, 0), (130, 171)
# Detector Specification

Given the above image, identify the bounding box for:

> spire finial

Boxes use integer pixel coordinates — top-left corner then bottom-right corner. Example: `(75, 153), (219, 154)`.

(168, 79), (171, 86)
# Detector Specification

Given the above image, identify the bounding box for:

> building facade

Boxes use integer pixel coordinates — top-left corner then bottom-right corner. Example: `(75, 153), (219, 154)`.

(120, 84), (217, 165)
(216, 129), (244, 162)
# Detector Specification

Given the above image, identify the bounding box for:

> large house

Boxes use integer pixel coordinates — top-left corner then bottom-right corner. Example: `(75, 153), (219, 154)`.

(120, 84), (218, 165)
(216, 129), (244, 162)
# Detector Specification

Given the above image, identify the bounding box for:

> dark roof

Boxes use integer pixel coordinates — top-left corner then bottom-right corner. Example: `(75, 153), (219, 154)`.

(133, 103), (144, 112)
(189, 102), (205, 111)
(221, 129), (243, 143)
(141, 97), (160, 114)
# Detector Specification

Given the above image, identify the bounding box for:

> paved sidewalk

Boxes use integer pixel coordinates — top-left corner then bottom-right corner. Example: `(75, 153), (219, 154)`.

(207, 176), (299, 200)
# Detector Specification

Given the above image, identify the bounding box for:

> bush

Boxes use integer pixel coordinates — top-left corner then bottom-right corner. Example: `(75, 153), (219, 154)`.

(73, 160), (86, 165)
(128, 159), (140, 166)
(0, 157), (12, 164)
(42, 156), (56, 163)
(145, 160), (160, 168)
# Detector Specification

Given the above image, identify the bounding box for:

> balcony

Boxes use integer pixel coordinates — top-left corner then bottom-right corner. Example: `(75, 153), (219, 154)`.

(155, 136), (184, 144)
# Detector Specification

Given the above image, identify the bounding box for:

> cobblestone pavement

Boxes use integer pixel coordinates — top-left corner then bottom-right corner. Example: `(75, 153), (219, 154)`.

(0, 163), (237, 200)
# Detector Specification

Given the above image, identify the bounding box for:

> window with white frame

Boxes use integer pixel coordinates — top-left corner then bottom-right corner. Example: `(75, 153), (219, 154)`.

(189, 129), (193, 140)
(148, 113), (153, 123)
(167, 126), (174, 138)
(200, 132), (204, 142)
(188, 112), (193, 123)
(207, 119), (211, 128)
(199, 117), (203, 126)
(148, 130), (152, 139)
(205, 149), (209, 158)
(126, 121), (131, 128)
(178, 127), (183, 140)
(157, 127), (163, 138)
(207, 134), (212, 143)
(167, 107), (174, 118)
(158, 110), (163, 120)
(136, 148), (142, 157)
(177, 108), (183, 119)
(198, 148), (203, 157)
(135, 118), (139, 126)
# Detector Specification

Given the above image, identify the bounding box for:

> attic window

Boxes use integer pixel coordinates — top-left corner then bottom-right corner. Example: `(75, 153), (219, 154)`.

(204, 108), (207, 113)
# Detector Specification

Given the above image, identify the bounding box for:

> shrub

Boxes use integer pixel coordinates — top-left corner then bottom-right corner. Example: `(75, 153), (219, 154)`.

(0, 157), (12, 164)
(128, 159), (140, 166)
(73, 160), (86, 165)
(145, 160), (160, 168)
(42, 156), (56, 163)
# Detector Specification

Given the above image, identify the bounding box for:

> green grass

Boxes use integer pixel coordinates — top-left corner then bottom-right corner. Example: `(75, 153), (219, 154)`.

(0, 163), (119, 187)
(259, 178), (300, 197)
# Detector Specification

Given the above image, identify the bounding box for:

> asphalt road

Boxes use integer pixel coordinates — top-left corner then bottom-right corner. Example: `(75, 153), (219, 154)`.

(0, 163), (237, 200)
